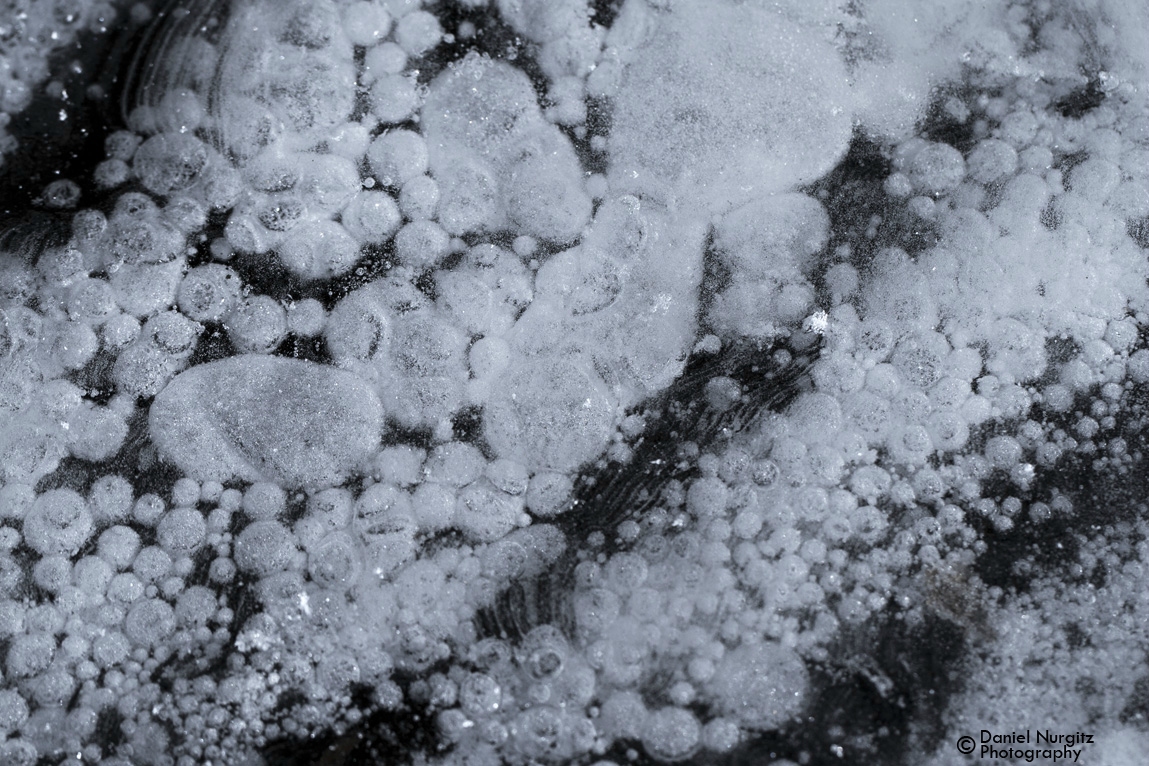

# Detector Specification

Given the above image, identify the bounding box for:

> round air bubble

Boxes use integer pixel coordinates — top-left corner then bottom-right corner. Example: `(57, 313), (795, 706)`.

(171, 477), (200, 508)
(98, 525), (141, 570)
(308, 531), (363, 589)
(143, 311), (200, 356)
(506, 157), (592, 244)
(424, 442), (485, 487)
(108, 572), (144, 603)
(298, 153), (361, 214)
(325, 285), (393, 361)
(49, 321), (98, 370)
(374, 445), (425, 487)
(133, 493), (165, 527)
(525, 471), (573, 518)
(32, 556), (71, 593)
(132, 132), (210, 196)
(411, 483), (455, 532)
(909, 142), (965, 196)
(984, 435), (1023, 469)
(342, 191), (402, 245)
(926, 409), (970, 452)
(642, 707), (701, 762)
(226, 295), (287, 354)
(469, 335), (511, 380)
(102, 313), (141, 349)
(371, 74), (420, 124)
(395, 10), (441, 56)
(66, 405), (127, 462)
(278, 220), (360, 280)
(395, 220), (450, 270)
(0, 689), (29, 735)
(109, 260), (185, 317)
(891, 332), (948, 388)
(243, 483), (286, 520)
(67, 277), (118, 324)
(286, 298), (326, 337)
(1068, 158), (1121, 199)
(355, 482), (414, 536)
(965, 139), (1018, 184)
(886, 424), (934, 466)
(460, 672), (502, 717)
(454, 480), (523, 543)
(368, 130), (428, 188)
(234, 520), (296, 577)
(124, 598), (176, 647)
(164, 195), (207, 233)
(486, 458), (529, 496)
(5, 633), (54, 678)
(72, 556), (113, 596)
(709, 643), (807, 730)
(23, 488), (93, 556)
(132, 546), (173, 582)
(366, 42), (407, 78)
(436, 155), (500, 235)
(175, 586), (218, 627)
(343, 1), (392, 46)
(156, 507), (206, 553)
(399, 175), (440, 220)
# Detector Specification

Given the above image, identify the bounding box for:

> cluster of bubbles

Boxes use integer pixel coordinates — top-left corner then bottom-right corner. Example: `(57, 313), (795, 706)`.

(3, 0), (1149, 765)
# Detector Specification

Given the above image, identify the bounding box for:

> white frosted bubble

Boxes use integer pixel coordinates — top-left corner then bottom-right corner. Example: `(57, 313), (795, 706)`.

(72, 556), (113, 597)
(368, 130), (428, 188)
(506, 151), (593, 244)
(67, 404), (128, 462)
(226, 295), (287, 354)
(132, 132), (210, 196)
(243, 482), (287, 520)
(112, 342), (175, 399)
(66, 277), (118, 325)
(642, 707), (701, 762)
(124, 598), (176, 647)
(297, 153), (362, 214)
(132, 545), (173, 582)
(526, 471), (573, 518)
(984, 434), (1023, 468)
(365, 41), (407, 77)
(234, 520), (296, 577)
(0, 688), (29, 735)
(343, 1), (392, 46)
(278, 220), (361, 281)
(926, 409), (970, 452)
(371, 73), (420, 124)
(133, 493), (165, 527)
(108, 259), (185, 318)
(399, 174), (440, 220)
(98, 525), (141, 570)
(599, 690), (648, 740)
(469, 335), (511, 380)
(102, 313), (141, 349)
(435, 155), (501, 235)
(142, 310), (201, 357)
(342, 190), (403, 245)
(156, 507), (207, 554)
(23, 489), (93, 557)
(454, 479), (523, 543)
(395, 10), (441, 55)
(308, 531), (363, 589)
(709, 643), (808, 730)
(108, 571), (144, 604)
(1068, 157), (1121, 199)
(355, 482), (414, 536)
(425, 442), (485, 487)
(175, 585), (217, 627)
(284, 298), (326, 337)
(485, 458), (529, 496)
(965, 138), (1018, 184)
(909, 142), (965, 195)
(0, 484), (35, 521)
(411, 482), (456, 532)
(32, 556), (71, 593)
(5, 633), (55, 678)
(395, 220), (451, 270)
(886, 423), (934, 465)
